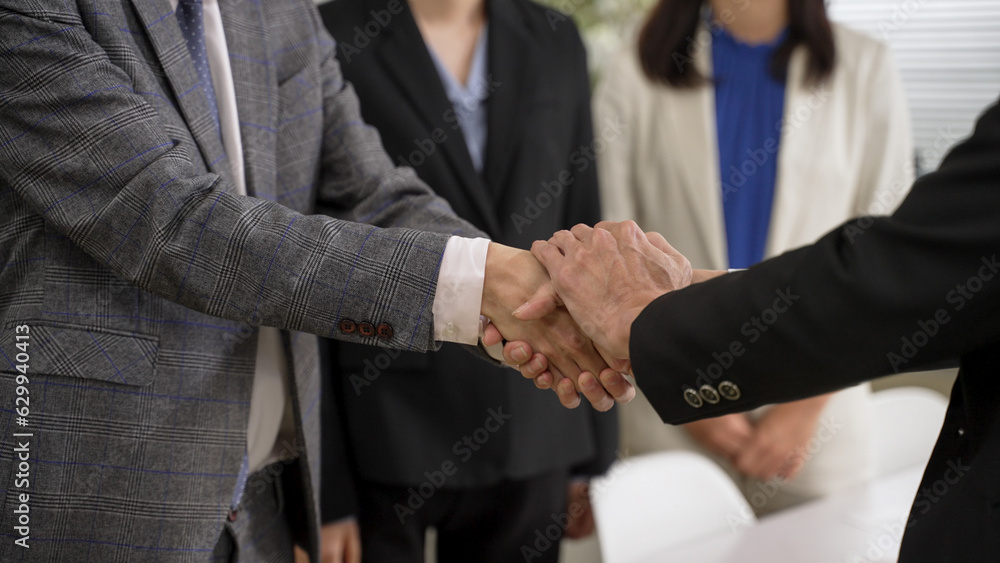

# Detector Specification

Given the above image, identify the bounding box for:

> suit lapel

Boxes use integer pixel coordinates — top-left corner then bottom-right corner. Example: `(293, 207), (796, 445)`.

(670, 28), (728, 269)
(766, 46), (826, 257)
(129, 0), (232, 185)
(482, 0), (531, 207)
(375, 0), (501, 234)
(220, 0), (276, 199)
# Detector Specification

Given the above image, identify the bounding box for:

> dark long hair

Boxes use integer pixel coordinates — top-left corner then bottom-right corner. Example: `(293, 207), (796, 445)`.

(638, 0), (835, 88)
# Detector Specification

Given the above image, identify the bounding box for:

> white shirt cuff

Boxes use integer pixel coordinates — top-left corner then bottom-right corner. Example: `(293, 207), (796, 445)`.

(433, 237), (490, 344)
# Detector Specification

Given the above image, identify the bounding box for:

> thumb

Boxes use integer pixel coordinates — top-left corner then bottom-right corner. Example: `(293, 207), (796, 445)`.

(513, 282), (562, 320)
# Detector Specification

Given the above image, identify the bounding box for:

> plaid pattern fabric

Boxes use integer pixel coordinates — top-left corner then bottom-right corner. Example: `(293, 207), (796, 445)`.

(0, 0), (481, 560)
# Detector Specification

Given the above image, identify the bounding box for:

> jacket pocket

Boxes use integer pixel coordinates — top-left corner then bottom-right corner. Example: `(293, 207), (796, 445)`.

(1, 321), (158, 387)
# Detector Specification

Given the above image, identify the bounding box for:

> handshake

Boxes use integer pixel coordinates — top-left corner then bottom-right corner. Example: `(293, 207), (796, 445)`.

(478, 221), (722, 411)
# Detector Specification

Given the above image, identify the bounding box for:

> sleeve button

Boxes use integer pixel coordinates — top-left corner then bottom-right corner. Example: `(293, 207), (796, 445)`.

(376, 323), (394, 340)
(699, 385), (721, 404)
(358, 322), (375, 337)
(338, 319), (357, 334)
(683, 387), (704, 409)
(718, 381), (742, 401)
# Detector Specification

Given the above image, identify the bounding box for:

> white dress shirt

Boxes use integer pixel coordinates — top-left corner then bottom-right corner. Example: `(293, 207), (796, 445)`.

(176, 0), (488, 472)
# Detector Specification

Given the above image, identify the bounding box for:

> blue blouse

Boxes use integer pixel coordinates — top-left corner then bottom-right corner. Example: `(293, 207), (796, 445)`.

(712, 26), (787, 269)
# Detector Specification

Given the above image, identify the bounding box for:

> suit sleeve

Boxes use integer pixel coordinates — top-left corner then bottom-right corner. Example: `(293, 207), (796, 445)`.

(634, 99), (1000, 425)
(0, 6), (467, 352)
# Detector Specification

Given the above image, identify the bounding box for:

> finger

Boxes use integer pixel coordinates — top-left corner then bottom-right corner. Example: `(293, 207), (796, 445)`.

(482, 322), (504, 347)
(533, 371), (554, 390)
(347, 530), (361, 563)
(506, 347), (549, 383)
(555, 374), (581, 409)
(548, 229), (581, 253)
(578, 371), (615, 412)
(598, 369), (636, 404)
(513, 282), (562, 321)
(756, 448), (788, 481)
(321, 542), (343, 563)
(780, 453), (806, 481)
(644, 230), (674, 254)
(735, 446), (764, 479)
(531, 239), (566, 271)
(569, 223), (594, 241)
(503, 341), (534, 366)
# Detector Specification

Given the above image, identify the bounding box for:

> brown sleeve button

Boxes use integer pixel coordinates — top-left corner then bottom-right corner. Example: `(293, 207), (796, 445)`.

(376, 323), (394, 340)
(338, 319), (357, 334)
(358, 322), (375, 336)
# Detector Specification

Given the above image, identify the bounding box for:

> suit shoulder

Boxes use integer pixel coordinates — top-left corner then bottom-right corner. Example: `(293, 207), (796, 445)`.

(513, 0), (587, 53)
(831, 22), (893, 73)
(317, 0), (369, 38)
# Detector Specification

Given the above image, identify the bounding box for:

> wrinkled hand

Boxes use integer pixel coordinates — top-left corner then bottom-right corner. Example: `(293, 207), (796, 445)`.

(684, 414), (754, 462)
(734, 396), (830, 482)
(481, 243), (617, 411)
(520, 222), (692, 366)
(490, 225), (695, 404)
(564, 480), (596, 539)
(320, 518), (361, 563)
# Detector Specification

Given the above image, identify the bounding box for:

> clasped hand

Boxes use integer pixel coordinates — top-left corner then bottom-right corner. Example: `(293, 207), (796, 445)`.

(483, 221), (695, 410)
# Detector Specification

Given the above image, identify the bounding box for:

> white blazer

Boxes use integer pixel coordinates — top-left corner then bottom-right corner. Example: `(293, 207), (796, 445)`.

(595, 23), (914, 269)
(596, 23), (914, 506)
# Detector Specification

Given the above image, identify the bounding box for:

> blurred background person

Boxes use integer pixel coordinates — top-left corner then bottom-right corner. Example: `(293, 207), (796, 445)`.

(317, 0), (618, 561)
(595, 0), (913, 515)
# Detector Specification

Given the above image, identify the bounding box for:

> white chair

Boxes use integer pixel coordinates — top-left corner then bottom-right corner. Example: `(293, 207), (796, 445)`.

(870, 386), (949, 477)
(591, 451), (755, 563)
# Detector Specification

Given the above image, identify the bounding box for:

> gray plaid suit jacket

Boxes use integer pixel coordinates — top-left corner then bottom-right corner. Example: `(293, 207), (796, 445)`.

(0, 0), (482, 560)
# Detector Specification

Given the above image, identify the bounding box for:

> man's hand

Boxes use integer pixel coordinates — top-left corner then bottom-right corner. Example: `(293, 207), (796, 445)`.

(564, 480), (596, 539)
(320, 519), (361, 563)
(734, 396), (831, 482)
(482, 243), (617, 411)
(490, 225), (696, 405)
(521, 221), (693, 365)
(684, 414), (755, 462)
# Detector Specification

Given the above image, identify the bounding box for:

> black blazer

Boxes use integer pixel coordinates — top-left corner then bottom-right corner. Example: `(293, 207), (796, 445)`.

(634, 99), (1000, 562)
(319, 0), (617, 520)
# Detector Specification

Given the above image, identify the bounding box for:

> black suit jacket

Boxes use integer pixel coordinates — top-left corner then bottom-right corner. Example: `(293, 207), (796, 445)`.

(319, 0), (617, 521)
(634, 99), (1000, 562)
